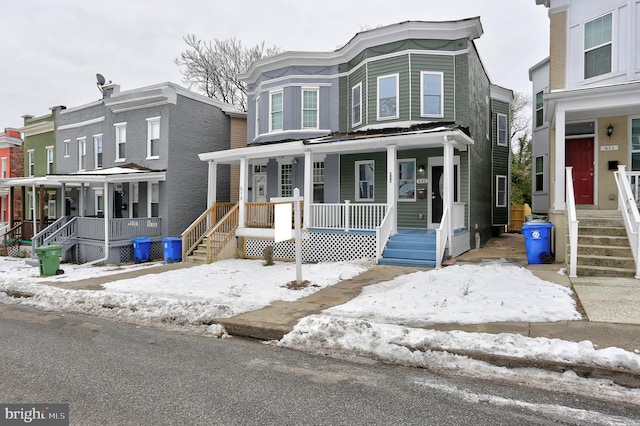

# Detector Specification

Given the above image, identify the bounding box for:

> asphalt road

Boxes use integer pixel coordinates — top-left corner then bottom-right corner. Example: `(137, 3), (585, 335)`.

(1, 303), (639, 425)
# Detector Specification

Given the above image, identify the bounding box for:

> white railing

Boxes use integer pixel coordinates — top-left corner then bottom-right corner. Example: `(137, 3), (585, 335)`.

(565, 167), (579, 278)
(435, 205), (449, 269)
(311, 202), (387, 231)
(614, 165), (640, 278)
(375, 205), (394, 261)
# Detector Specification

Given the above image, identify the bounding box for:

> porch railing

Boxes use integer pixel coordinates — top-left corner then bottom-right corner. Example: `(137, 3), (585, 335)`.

(375, 205), (394, 261)
(565, 167), (579, 278)
(181, 202), (236, 260)
(204, 204), (240, 263)
(614, 165), (640, 278)
(75, 217), (162, 241)
(1, 223), (22, 256)
(311, 202), (387, 231)
(435, 205), (449, 269)
(32, 216), (73, 253)
(246, 202), (304, 228)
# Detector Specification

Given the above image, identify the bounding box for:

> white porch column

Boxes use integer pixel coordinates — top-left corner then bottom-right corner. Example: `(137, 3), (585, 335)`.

(386, 145), (398, 234)
(238, 157), (247, 229)
(553, 108), (566, 210)
(443, 137), (455, 253)
(207, 160), (217, 207)
(303, 150), (312, 229)
(79, 184), (85, 217)
(60, 183), (66, 216)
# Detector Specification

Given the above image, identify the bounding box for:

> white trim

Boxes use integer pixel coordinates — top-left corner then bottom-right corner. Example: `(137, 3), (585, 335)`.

(301, 87), (319, 130)
(583, 11), (614, 81)
(93, 134), (103, 169)
(269, 90), (284, 132)
(45, 146), (54, 175)
(497, 113), (508, 147)
(355, 160), (375, 202)
(377, 73), (399, 121)
(27, 150), (35, 177)
(57, 116), (105, 131)
(420, 71), (444, 118)
(115, 122), (126, 162)
(77, 137), (87, 172)
(352, 83), (363, 127)
(146, 116), (161, 160)
(495, 175), (508, 207)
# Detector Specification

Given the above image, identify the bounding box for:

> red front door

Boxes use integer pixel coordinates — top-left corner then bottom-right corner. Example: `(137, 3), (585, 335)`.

(566, 138), (594, 204)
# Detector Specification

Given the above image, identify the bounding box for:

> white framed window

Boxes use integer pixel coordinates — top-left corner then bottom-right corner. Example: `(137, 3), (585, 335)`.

(279, 163), (293, 197)
(421, 71), (443, 117)
(94, 188), (104, 217)
(94, 134), (103, 168)
(398, 159), (416, 201)
(146, 117), (160, 159)
(535, 91), (544, 128)
(356, 160), (375, 201)
(1, 157), (6, 178)
(496, 175), (507, 207)
(302, 88), (318, 129)
(47, 198), (56, 219)
(77, 137), (86, 171)
(313, 161), (325, 203)
(27, 150), (35, 177)
(269, 91), (283, 132)
(377, 74), (399, 120)
(352, 83), (362, 127)
(115, 122), (126, 162)
(64, 139), (70, 157)
(254, 95), (260, 139)
(130, 182), (139, 218)
(497, 113), (508, 146)
(46, 146), (54, 174)
(631, 118), (640, 171)
(584, 13), (612, 80)
(535, 156), (544, 192)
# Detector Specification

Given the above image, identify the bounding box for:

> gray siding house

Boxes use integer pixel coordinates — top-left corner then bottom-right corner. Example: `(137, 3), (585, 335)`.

(192, 19), (512, 267)
(24, 82), (242, 264)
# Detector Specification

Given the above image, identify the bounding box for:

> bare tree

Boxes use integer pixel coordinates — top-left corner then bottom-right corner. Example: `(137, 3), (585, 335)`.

(510, 91), (531, 142)
(175, 35), (280, 111)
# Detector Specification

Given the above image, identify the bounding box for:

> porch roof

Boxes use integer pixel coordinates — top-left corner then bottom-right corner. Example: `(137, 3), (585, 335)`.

(198, 125), (474, 164)
(1, 164), (166, 187)
(544, 80), (640, 125)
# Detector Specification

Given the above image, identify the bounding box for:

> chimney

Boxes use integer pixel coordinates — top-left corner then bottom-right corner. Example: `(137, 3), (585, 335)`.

(102, 83), (121, 99)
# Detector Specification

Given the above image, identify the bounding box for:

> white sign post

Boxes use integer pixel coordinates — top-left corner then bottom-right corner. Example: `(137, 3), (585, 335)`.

(272, 188), (303, 284)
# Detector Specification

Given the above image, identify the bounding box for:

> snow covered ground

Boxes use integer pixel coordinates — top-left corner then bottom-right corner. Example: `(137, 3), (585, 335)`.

(1, 255), (639, 403)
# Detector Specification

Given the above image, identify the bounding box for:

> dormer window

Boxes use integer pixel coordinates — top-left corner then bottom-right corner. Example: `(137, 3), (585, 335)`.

(584, 13), (612, 80)
(377, 74), (399, 120)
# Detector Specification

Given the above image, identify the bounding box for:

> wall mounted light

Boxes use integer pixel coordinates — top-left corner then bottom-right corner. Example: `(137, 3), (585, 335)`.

(607, 123), (614, 139)
(418, 165), (425, 175)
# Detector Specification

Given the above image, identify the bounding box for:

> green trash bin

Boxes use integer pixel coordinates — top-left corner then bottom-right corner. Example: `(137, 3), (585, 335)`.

(35, 245), (63, 276)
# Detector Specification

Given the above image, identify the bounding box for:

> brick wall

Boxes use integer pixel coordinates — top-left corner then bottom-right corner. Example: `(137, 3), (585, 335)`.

(549, 10), (567, 91)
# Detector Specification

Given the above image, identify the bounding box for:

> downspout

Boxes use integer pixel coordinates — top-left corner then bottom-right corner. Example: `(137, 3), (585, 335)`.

(80, 180), (110, 267)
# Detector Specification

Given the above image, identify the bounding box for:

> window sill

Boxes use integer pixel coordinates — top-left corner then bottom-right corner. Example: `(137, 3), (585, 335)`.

(146, 156), (160, 160)
(115, 159), (126, 163)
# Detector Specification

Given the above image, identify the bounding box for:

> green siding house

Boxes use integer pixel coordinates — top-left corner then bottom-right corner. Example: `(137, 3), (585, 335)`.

(196, 19), (513, 267)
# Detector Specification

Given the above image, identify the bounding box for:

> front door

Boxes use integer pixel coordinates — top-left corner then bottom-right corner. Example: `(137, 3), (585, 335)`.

(253, 173), (267, 202)
(566, 138), (594, 204)
(429, 164), (459, 227)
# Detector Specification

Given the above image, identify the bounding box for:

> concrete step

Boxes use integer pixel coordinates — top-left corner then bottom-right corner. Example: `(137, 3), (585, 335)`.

(578, 226), (627, 237)
(576, 264), (636, 278)
(576, 235), (630, 247)
(575, 244), (633, 257)
(577, 254), (635, 269)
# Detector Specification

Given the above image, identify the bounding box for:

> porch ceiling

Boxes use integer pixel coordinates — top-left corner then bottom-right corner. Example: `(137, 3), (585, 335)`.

(199, 127), (473, 164)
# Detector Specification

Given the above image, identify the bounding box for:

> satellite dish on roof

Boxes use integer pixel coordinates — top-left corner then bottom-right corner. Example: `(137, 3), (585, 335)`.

(96, 73), (106, 86)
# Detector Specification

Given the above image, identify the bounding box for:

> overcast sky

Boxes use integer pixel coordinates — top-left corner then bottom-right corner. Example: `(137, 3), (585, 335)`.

(2, 0), (549, 130)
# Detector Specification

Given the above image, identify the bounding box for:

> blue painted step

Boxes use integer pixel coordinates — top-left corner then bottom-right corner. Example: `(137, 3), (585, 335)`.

(378, 229), (440, 268)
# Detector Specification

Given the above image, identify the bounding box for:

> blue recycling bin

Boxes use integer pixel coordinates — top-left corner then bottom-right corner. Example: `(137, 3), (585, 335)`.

(163, 237), (182, 264)
(521, 222), (553, 264)
(132, 237), (152, 263)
